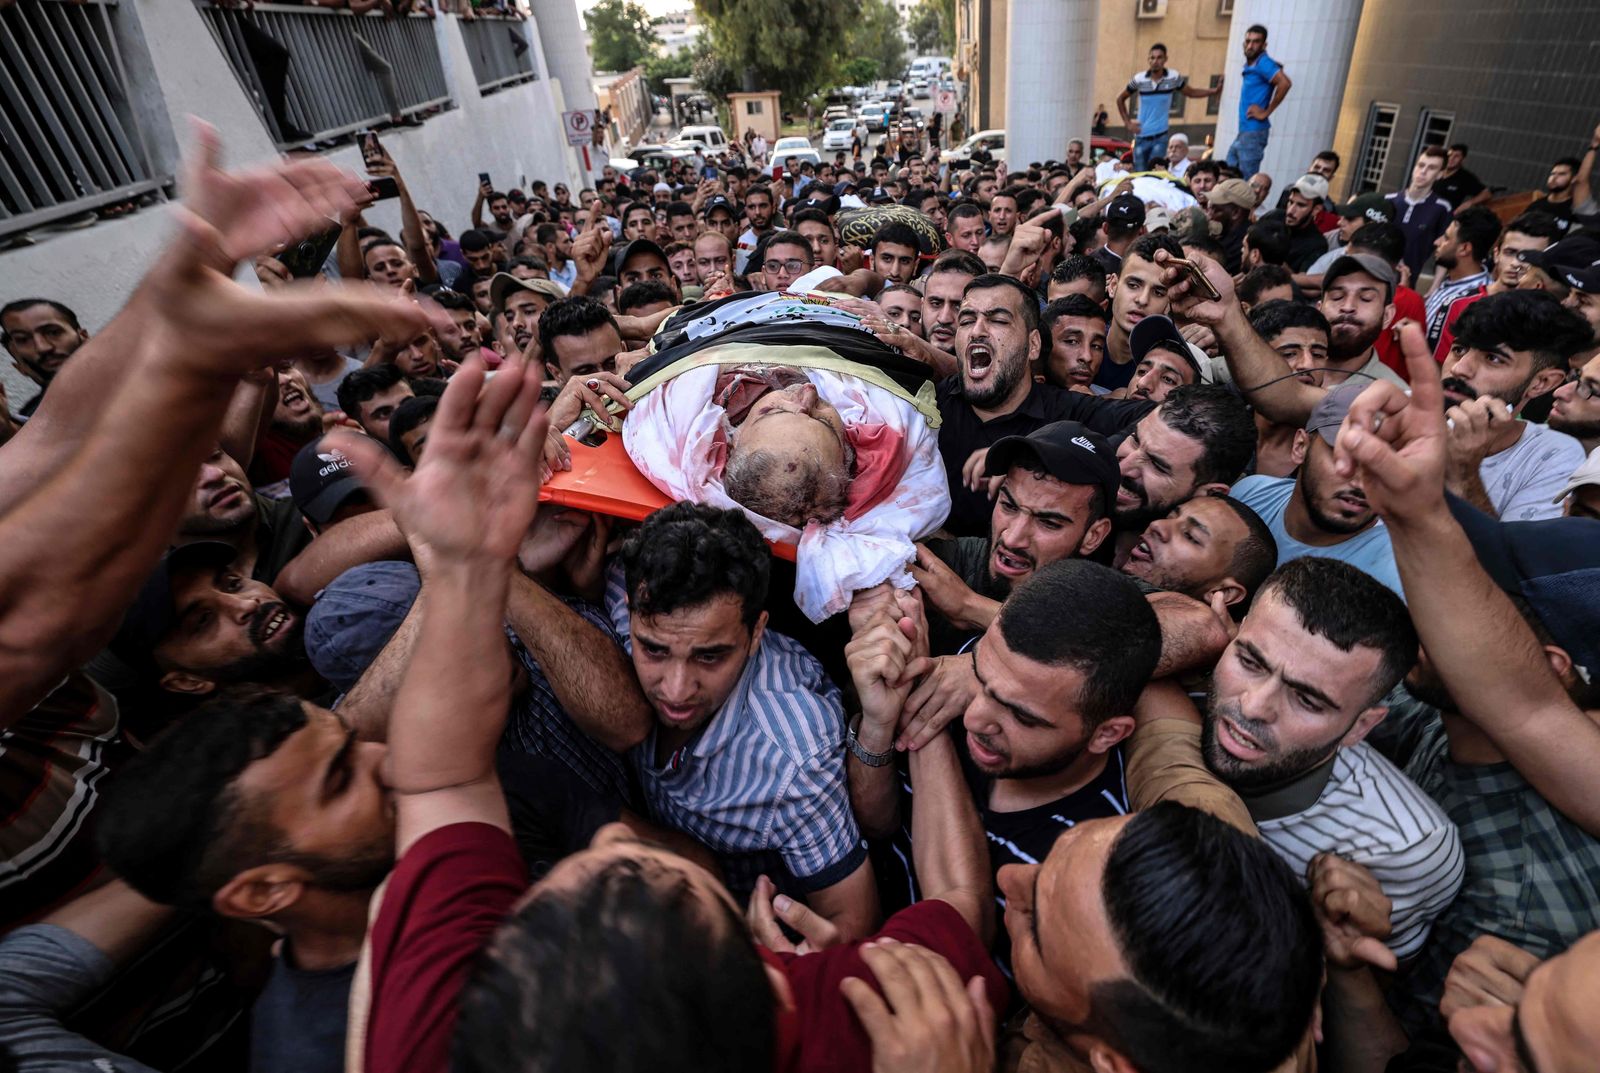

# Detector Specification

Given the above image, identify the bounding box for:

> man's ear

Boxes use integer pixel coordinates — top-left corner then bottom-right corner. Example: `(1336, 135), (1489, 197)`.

(1196, 480), (1232, 498)
(1088, 714), (1136, 754)
(161, 670), (217, 697)
(1291, 428), (1310, 466)
(749, 609), (770, 653)
(213, 864), (309, 922)
(1524, 367), (1568, 408)
(1206, 577), (1248, 610)
(1542, 643), (1575, 688)
(544, 360), (562, 383)
(1080, 516), (1114, 557)
(1086, 1041), (1141, 1073)
(1341, 705), (1389, 748)
(1027, 327), (1042, 364)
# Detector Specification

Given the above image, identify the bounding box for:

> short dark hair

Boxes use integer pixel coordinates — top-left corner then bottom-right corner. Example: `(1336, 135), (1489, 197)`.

(991, 185), (1022, 206)
(1418, 145), (1448, 163)
(388, 395), (438, 466)
(997, 561), (1161, 725)
(1237, 265), (1295, 307)
(1244, 220), (1290, 266)
(1181, 235), (1226, 261)
(947, 202), (985, 229)
(1245, 23), (1268, 36)
(622, 502), (769, 628)
(1090, 802), (1321, 1073)
(1149, 41), (1167, 52)
(872, 220), (922, 255)
(764, 228), (815, 261)
(1188, 160), (1222, 183)
(455, 854), (775, 1073)
(622, 201), (655, 224)
(1211, 494), (1278, 609)
(336, 364), (407, 420)
(1447, 143), (1468, 156)
(1050, 254), (1110, 298)
(964, 273), (1047, 361)
(0, 297), (81, 331)
(1129, 232), (1184, 266)
(431, 289), (475, 313)
(506, 255), (549, 274)
(534, 222), (562, 246)
(1247, 297), (1329, 343)
(1258, 557), (1418, 704)
(791, 207), (832, 231)
(1553, 155), (1582, 172)
(744, 183), (773, 205)
(459, 228), (495, 252)
(617, 279), (679, 314)
(95, 689), (309, 909)
(1347, 221), (1406, 267)
(538, 295), (620, 360)
(1502, 210), (1564, 244)
(1156, 384), (1258, 487)
(1453, 206), (1503, 264)
(1043, 293), (1110, 331)
(665, 200), (694, 221)
(1452, 289), (1595, 375)
(1314, 150), (1341, 169)
(927, 248), (987, 281)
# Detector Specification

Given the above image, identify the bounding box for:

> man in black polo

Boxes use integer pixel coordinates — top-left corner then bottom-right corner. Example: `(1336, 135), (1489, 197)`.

(936, 274), (1152, 535)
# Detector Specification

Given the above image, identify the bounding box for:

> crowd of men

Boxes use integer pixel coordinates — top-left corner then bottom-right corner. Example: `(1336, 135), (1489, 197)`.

(3, 20), (1600, 1073)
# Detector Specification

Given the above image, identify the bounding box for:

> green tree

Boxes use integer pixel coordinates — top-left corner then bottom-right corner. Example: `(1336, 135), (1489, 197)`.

(643, 50), (695, 96)
(843, 0), (905, 83)
(839, 57), (879, 87)
(584, 0), (659, 73)
(693, 0), (852, 103)
(907, 0), (954, 54)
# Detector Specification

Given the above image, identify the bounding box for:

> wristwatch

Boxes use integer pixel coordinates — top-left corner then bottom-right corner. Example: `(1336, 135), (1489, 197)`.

(847, 721), (894, 767)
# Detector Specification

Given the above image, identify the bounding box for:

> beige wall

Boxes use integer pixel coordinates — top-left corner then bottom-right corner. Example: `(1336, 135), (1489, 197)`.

(729, 92), (781, 143)
(1094, 0), (1233, 148)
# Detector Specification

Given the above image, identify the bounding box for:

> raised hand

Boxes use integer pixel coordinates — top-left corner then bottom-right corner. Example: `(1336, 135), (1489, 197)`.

(845, 587), (926, 738)
(1308, 852), (1397, 972)
(897, 654), (979, 752)
(331, 356), (548, 567)
(1152, 247), (1236, 328)
(747, 874), (842, 955)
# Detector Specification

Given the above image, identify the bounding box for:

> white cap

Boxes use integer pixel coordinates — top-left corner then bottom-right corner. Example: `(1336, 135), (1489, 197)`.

(1553, 446), (1600, 503)
(653, 181), (672, 193)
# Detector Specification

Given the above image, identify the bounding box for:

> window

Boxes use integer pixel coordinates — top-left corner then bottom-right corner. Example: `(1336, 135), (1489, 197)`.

(1216, 0), (1234, 15)
(745, 100), (762, 115)
(1410, 107), (1456, 164)
(1353, 101), (1401, 194)
(1169, 89), (1185, 119)
(1206, 74), (1222, 116)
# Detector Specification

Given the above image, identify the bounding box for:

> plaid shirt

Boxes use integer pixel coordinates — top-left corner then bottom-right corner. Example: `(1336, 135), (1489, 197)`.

(1370, 690), (1600, 1036)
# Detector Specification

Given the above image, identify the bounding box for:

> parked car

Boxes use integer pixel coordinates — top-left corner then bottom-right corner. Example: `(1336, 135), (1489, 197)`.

(822, 117), (862, 151)
(860, 102), (894, 133)
(772, 136), (820, 166)
(941, 128), (1005, 163)
(823, 105), (850, 122)
(902, 106), (926, 131)
(885, 80), (904, 98)
(910, 80), (931, 99)
(677, 125), (730, 157)
(1091, 134), (1133, 157)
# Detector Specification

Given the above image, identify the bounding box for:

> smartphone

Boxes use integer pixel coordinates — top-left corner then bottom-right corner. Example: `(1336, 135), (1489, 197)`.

(357, 130), (385, 169)
(1165, 255), (1222, 301)
(701, 164), (718, 181)
(278, 224), (341, 279)
(367, 176), (400, 201)
(478, 171), (491, 187)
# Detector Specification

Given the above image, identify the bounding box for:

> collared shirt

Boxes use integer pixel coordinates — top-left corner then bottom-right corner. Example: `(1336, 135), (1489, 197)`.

(1247, 741), (1465, 959)
(603, 564), (864, 898)
(549, 258), (578, 291)
(1125, 68), (1187, 139)
(1369, 690), (1600, 1036)
(935, 376), (1153, 536)
(1386, 191), (1455, 279)
(1424, 271), (1489, 347)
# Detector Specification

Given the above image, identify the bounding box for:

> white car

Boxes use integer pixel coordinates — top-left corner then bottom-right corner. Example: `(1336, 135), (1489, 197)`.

(942, 128), (1005, 164)
(821, 118), (861, 151)
(772, 136), (820, 166)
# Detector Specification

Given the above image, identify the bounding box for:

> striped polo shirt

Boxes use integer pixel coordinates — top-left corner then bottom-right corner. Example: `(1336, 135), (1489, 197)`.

(1246, 741), (1465, 959)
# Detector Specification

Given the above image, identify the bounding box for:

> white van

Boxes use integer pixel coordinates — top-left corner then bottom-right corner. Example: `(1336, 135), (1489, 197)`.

(678, 125), (729, 156)
(909, 56), (951, 82)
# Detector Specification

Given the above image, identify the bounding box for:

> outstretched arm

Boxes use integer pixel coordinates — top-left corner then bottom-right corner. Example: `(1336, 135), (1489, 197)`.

(333, 356), (548, 854)
(0, 123), (442, 722)
(1334, 324), (1600, 836)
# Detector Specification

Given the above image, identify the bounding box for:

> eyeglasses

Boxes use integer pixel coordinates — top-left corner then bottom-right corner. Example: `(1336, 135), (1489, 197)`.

(763, 258), (809, 275)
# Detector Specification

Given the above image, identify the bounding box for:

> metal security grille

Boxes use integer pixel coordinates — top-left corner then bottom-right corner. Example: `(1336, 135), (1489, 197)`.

(199, 3), (451, 148)
(0, 0), (168, 240)
(458, 17), (537, 94)
(1354, 101), (1401, 194)
(1410, 107), (1456, 164)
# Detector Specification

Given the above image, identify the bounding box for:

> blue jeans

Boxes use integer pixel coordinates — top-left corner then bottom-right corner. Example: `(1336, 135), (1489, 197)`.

(1226, 128), (1270, 177)
(1132, 132), (1168, 172)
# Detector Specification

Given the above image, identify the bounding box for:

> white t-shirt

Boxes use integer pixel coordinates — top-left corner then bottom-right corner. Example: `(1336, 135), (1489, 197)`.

(1478, 420), (1587, 521)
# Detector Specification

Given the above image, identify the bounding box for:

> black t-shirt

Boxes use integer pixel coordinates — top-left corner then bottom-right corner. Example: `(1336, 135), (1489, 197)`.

(1434, 168), (1486, 210)
(252, 494), (315, 585)
(923, 535), (997, 656)
(871, 734), (1132, 979)
(250, 946), (356, 1073)
(936, 377), (1153, 536)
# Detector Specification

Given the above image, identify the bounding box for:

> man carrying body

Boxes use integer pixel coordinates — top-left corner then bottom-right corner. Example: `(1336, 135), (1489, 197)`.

(1225, 24), (1292, 178)
(537, 296), (624, 386)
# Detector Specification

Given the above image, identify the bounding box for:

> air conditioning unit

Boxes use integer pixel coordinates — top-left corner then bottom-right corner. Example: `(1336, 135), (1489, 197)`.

(1137, 0), (1168, 18)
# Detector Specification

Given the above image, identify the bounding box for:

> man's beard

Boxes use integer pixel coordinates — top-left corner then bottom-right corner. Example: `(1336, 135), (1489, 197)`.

(277, 835), (394, 892)
(1200, 694), (1344, 791)
(1328, 317), (1382, 362)
(1550, 410), (1600, 440)
(1113, 477), (1167, 528)
(272, 413), (323, 440)
(1298, 464), (1373, 535)
(963, 350), (1029, 409)
(969, 728), (1086, 781)
(1435, 250), (1457, 270)
(1441, 374), (1535, 410)
(209, 607), (308, 685)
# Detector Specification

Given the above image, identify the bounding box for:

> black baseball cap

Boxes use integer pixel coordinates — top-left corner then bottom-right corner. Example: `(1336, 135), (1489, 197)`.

(703, 194), (735, 218)
(290, 439), (368, 527)
(1534, 232), (1600, 294)
(1130, 314), (1202, 378)
(112, 541), (241, 664)
(984, 421), (1120, 505)
(1105, 193), (1147, 226)
(1448, 494), (1600, 684)
(610, 238), (670, 279)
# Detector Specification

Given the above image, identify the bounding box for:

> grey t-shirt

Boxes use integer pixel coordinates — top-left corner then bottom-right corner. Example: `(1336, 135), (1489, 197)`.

(304, 356), (364, 412)
(0, 924), (160, 1072)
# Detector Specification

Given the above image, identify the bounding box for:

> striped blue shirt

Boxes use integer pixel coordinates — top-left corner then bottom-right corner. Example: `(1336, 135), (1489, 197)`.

(605, 563), (865, 898)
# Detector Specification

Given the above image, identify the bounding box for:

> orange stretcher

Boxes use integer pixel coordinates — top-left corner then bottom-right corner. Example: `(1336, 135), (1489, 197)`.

(539, 433), (798, 562)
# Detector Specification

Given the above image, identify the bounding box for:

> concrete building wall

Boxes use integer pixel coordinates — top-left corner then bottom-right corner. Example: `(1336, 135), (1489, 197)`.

(1093, 0), (1233, 150)
(1330, 0), (1600, 201)
(0, 1), (578, 406)
(1006, 0), (1098, 166)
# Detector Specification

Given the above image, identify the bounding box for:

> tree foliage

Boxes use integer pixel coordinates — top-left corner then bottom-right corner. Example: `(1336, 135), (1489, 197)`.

(839, 57), (880, 87)
(693, 0), (853, 102)
(584, 0), (659, 73)
(907, 0), (954, 55)
(842, 0), (905, 84)
(643, 50), (695, 96)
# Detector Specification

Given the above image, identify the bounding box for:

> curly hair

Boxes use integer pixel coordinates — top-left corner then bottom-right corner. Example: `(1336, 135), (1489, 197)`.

(621, 502), (770, 626)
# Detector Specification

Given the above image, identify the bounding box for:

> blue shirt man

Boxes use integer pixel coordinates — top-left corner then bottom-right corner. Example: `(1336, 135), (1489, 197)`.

(1226, 24), (1292, 179)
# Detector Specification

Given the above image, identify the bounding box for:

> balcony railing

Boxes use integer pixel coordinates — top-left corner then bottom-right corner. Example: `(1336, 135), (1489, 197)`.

(198, 3), (451, 149)
(459, 16), (537, 94)
(0, 0), (169, 241)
